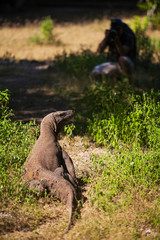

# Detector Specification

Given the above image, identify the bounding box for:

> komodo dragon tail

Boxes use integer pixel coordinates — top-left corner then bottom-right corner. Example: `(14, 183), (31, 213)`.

(67, 205), (73, 231)
(49, 168), (77, 230)
(66, 190), (77, 231)
(55, 180), (77, 231)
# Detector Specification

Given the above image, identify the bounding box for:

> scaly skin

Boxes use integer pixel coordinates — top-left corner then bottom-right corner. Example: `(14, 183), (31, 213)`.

(23, 110), (77, 230)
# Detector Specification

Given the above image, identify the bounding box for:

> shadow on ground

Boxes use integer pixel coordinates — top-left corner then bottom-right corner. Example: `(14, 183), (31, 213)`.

(0, 59), (70, 122)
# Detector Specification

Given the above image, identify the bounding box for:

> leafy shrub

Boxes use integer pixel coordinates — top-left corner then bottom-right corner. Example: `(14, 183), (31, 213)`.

(138, 0), (160, 29)
(151, 12), (160, 29)
(55, 49), (107, 78)
(0, 89), (12, 119)
(151, 37), (160, 62)
(41, 16), (54, 43)
(64, 123), (76, 140)
(0, 90), (39, 203)
(132, 15), (160, 63)
(28, 16), (54, 44)
(133, 16), (154, 62)
(28, 34), (42, 45)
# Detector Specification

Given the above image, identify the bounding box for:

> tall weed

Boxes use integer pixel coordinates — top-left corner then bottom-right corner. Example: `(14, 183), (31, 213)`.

(133, 15), (160, 63)
(83, 84), (160, 149)
(0, 90), (39, 203)
(41, 16), (54, 43)
(137, 0), (160, 29)
(55, 49), (107, 78)
(29, 16), (54, 45)
(133, 16), (154, 63)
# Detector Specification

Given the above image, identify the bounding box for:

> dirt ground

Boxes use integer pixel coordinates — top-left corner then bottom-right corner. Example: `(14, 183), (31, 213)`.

(0, 59), (68, 122)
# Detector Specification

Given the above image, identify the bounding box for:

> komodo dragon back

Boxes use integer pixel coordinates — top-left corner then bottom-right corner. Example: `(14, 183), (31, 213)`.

(23, 110), (75, 180)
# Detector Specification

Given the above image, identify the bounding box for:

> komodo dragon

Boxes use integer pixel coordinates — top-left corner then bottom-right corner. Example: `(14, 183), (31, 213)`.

(23, 110), (77, 230)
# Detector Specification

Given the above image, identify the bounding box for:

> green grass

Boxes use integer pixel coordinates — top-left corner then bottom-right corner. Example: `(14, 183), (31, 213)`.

(0, 90), (39, 204)
(55, 49), (107, 78)
(57, 18), (160, 237)
(83, 86), (160, 149)
(87, 146), (160, 237)
(90, 147), (160, 205)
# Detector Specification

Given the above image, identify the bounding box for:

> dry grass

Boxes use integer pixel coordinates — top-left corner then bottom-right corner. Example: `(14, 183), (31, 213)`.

(0, 11), (159, 61)
(0, 21), (106, 60)
(1, 188), (159, 240)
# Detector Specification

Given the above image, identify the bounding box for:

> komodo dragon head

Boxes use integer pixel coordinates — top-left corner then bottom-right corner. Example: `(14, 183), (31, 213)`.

(40, 110), (75, 134)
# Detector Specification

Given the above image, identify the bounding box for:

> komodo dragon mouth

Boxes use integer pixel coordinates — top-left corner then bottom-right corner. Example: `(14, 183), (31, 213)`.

(53, 110), (75, 132)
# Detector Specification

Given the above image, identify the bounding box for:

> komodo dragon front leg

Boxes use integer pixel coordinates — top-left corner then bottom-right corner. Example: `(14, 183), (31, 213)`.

(61, 149), (78, 187)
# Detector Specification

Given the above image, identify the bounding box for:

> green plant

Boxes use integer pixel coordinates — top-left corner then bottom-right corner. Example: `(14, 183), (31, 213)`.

(0, 90), (39, 203)
(53, 49), (108, 94)
(138, 0), (160, 29)
(41, 16), (54, 43)
(55, 49), (107, 78)
(0, 89), (12, 118)
(132, 16), (154, 62)
(75, 83), (160, 149)
(28, 16), (54, 44)
(89, 146), (160, 230)
(64, 123), (76, 140)
(151, 12), (160, 29)
(28, 34), (42, 45)
(138, 0), (160, 15)
(138, 0), (160, 28)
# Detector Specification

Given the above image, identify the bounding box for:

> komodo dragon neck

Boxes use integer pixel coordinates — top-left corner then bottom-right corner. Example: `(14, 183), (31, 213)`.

(40, 115), (58, 140)
(40, 125), (58, 141)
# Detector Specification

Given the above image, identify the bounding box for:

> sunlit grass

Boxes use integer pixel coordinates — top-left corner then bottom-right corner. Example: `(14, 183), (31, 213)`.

(0, 13), (159, 61)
